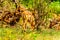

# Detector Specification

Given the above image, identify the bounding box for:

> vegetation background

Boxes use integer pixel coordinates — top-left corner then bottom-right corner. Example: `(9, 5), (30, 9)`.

(0, 0), (60, 40)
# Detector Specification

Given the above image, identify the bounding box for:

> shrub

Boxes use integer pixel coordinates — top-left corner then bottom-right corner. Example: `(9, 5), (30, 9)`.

(49, 1), (60, 14)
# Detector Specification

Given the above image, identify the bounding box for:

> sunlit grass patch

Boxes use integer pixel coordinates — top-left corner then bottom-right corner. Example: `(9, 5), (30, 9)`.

(23, 29), (60, 40)
(0, 27), (60, 40)
(0, 27), (24, 40)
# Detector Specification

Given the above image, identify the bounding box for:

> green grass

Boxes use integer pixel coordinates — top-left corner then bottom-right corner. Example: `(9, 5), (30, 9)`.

(0, 27), (24, 40)
(49, 1), (60, 14)
(23, 29), (60, 40)
(0, 27), (60, 40)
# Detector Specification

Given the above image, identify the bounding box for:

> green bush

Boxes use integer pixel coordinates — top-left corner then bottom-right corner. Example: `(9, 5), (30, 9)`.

(2, 0), (16, 12)
(49, 1), (60, 14)
(20, 0), (34, 9)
